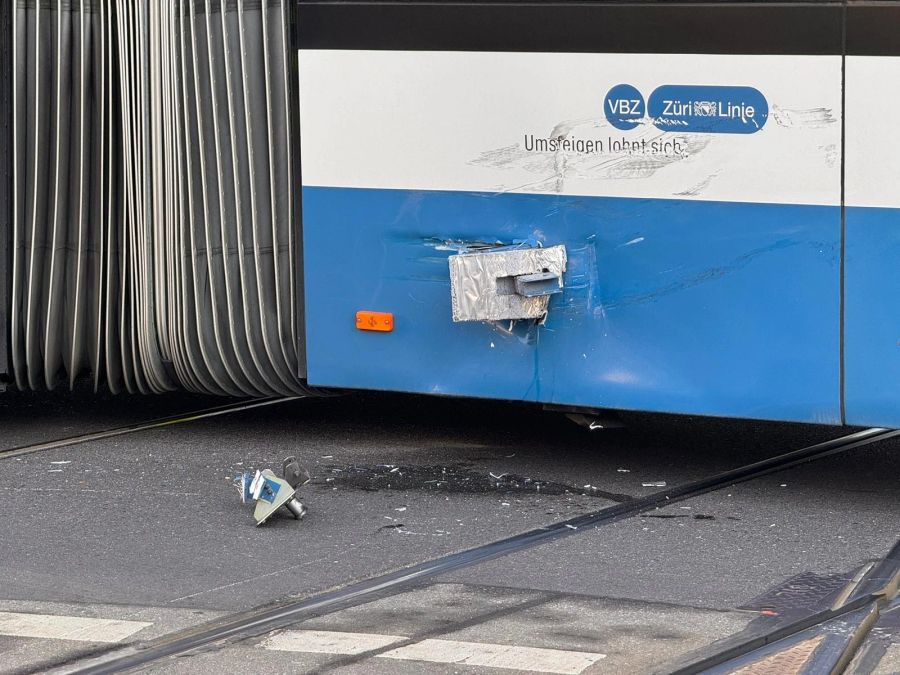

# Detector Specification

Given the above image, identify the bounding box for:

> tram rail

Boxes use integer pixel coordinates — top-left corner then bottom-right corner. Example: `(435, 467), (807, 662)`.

(0, 396), (299, 461)
(671, 537), (900, 673)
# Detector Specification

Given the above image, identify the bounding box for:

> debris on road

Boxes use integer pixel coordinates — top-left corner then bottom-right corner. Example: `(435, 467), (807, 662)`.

(282, 457), (311, 489)
(235, 456), (310, 526)
(642, 481), (667, 487)
(318, 463), (634, 502)
(563, 411), (625, 430)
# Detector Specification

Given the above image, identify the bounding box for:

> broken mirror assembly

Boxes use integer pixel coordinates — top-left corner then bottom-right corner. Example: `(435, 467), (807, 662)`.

(236, 457), (310, 526)
(448, 244), (567, 322)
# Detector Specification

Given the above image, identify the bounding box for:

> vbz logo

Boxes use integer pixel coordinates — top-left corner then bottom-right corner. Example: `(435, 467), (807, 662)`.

(607, 98), (642, 115)
(604, 84), (645, 130)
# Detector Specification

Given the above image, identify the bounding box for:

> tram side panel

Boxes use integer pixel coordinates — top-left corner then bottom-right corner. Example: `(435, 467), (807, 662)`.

(296, 2), (844, 423)
(844, 5), (900, 427)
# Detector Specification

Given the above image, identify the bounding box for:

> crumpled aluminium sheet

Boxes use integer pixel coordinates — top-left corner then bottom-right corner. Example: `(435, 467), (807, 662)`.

(449, 245), (567, 322)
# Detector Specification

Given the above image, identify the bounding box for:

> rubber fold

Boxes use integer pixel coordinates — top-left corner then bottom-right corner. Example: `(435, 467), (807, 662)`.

(10, 0), (308, 396)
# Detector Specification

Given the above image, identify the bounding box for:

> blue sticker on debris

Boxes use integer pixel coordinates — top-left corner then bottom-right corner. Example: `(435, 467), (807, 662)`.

(259, 478), (281, 503)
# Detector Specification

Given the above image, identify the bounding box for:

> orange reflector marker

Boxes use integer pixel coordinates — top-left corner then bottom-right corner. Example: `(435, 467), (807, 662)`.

(356, 311), (394, 332)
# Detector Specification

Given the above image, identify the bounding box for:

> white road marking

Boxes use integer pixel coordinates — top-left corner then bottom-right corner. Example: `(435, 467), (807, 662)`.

(0, 611), (152, 643)
(381, 639), (606, 674)
(262, 629), (406, 655)
(262, 630), (606, 674)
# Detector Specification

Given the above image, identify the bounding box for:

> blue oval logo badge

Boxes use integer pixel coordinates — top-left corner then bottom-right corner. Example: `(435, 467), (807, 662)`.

(604, 84), (646, 131)
(647, 85), (768, 134)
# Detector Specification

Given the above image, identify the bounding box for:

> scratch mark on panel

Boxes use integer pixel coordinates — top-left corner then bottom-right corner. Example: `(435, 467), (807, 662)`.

(603, 239), (801, 310)
(469, 118), (709, 195)
(770, 106), (836, 129)
(676, 172), (719, 197)
(820, 144), (838, 168)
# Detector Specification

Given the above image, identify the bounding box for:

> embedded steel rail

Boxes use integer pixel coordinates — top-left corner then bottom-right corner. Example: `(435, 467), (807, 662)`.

(0, 396), (301, 461)
(55, 426), (900, 675)
(668, 536), (900, 674)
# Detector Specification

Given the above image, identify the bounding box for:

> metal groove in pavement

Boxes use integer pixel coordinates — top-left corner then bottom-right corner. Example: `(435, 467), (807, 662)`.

(667, 536), (900, 673)
(0, 397), (301, 461)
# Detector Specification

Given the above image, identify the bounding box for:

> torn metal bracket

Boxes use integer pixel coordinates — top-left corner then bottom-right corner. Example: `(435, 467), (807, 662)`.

(235, 458), (309, 525)
(449, 244), (567, 322)
(514, 271), (564, 298)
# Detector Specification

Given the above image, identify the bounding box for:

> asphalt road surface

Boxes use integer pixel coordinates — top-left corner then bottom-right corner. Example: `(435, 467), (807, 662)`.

(0, 390), (897, 674)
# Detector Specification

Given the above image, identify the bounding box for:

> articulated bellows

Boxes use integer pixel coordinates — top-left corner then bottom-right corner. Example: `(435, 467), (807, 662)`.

(10, 0), (308, 395)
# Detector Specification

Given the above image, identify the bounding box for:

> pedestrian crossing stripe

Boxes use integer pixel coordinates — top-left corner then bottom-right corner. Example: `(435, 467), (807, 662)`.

(262, 629), (607, 674)
(0, 611), (151, 643)
(0, 612), (608, 673)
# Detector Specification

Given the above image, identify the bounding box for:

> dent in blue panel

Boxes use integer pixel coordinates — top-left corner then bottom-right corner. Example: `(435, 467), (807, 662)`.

(845, 206), (900, 427)
(302, 187), (840, 423)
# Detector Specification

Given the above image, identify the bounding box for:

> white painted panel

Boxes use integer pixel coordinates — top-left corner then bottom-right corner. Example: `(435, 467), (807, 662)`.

(0, 611), (151, 643)
(262, 629), (406, 655)
(380, 638), (606, 674)
(846, 56), (900, 208)
(298, 50), (841, 206)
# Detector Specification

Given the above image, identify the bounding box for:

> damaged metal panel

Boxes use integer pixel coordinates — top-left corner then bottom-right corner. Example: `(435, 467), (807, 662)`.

(448, 245), (566, 322)
(298, 2), (843, 423)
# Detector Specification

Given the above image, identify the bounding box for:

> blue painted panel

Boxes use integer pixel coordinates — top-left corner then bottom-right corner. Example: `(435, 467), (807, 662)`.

(845, 207), (900, 427)
(303, 187), (841, 423)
